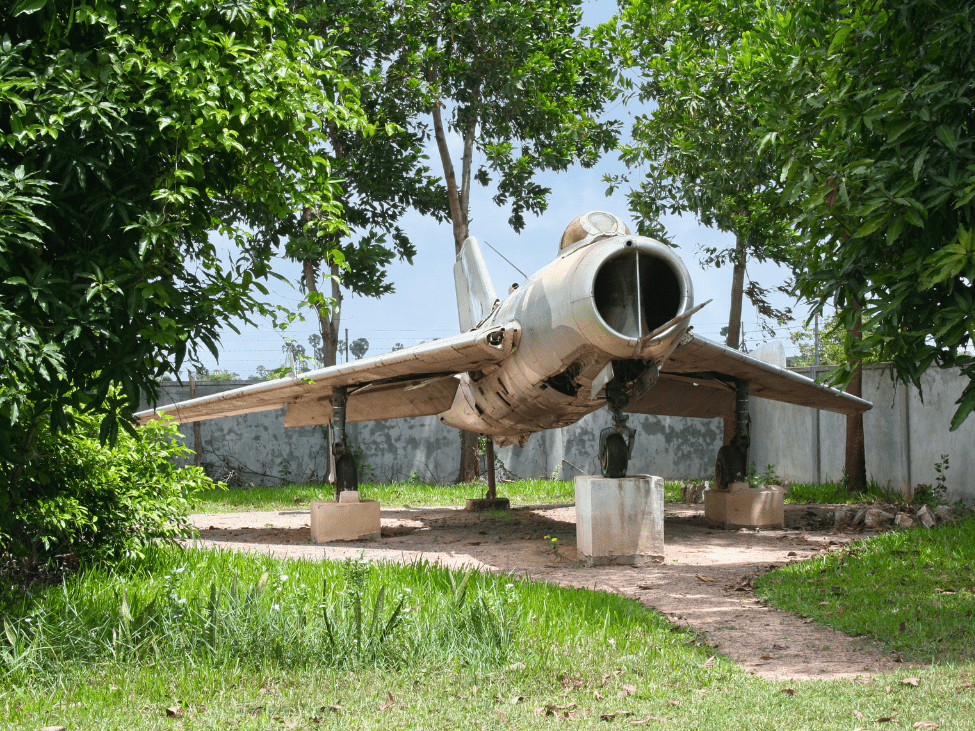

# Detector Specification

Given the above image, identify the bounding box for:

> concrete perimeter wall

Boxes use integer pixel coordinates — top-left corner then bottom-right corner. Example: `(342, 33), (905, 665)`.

(147, 364), (974, 506)
(750, 365), (974, 506)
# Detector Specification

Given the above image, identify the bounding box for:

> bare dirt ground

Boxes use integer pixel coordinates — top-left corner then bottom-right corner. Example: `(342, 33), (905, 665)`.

(188, 501), (909, 682)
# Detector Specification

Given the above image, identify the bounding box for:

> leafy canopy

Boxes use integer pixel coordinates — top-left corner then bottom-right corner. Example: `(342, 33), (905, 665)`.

(743, 0), (975, 428)
(0, 0), (364, 449)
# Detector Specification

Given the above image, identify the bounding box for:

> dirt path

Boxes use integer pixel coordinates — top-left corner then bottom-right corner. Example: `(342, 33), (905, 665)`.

(189, 502), (906, 681)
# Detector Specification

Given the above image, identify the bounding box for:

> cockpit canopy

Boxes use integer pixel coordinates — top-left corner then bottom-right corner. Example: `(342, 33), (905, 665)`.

(559, 211), (630, 251)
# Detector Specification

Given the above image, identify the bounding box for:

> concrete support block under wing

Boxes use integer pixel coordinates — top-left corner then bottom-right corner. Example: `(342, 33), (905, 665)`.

(704, 482), (785, 529)
(310, 498), (381, 543)
(574, 475), (664, 566)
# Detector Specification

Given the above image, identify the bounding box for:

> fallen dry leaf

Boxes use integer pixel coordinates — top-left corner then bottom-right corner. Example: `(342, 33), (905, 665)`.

(854, 678), (875, 685)
(702, 655), (716, 669)
(696, 574), (718, 583)
(511, 696), (526, 705)
(853, 727), (867, 731)
(322, 704), (344, 713)
(594, 691), (604, 701)
(781, 688), (796, 697)
(667, 699), (680, 706)
(600, 711), (635, 721)
(379, 691), (395, 712)
(498, 711), (509, 724)
(853, 710), (865, 719)
(877, 715), (898, 723)
(39, 727), (67, 731)
(637, 584), (659, 590)
(760, 653), (773, 660)
(913, 723), (939, 730)
(629, 717), (666, 725)
(900, 677), (921, 687)
(621, 684), (638, 695)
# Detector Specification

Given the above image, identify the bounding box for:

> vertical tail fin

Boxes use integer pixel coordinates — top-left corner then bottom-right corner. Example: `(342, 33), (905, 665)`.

(453, 236), (499, 331)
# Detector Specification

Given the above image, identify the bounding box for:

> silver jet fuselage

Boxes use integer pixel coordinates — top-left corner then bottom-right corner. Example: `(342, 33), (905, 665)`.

(437, 233), (695, 446)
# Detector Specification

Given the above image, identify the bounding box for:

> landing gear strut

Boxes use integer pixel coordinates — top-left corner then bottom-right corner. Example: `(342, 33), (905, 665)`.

(714, 380), (750, 490)
(329, 386), (359, 501)
(598, 362), (658, 478)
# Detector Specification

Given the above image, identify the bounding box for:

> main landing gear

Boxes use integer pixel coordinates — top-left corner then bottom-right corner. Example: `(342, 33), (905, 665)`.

(329, 386), (359, 501)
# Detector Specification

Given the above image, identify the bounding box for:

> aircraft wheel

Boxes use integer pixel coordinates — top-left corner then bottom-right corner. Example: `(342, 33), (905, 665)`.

(601, 432), (629, 478)
(714, 445), (745, 490)
(334, 452), (359, 501)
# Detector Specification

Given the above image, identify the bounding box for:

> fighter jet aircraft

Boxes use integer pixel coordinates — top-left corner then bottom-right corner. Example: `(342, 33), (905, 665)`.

(136, 211), (871, 493)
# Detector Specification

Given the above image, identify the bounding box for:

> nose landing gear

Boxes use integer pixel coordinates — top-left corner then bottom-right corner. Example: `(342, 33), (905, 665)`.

(598, 360), (659, 478)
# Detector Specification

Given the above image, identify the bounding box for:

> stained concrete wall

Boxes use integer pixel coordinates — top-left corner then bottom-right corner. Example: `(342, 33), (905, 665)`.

(147, 364), (975, 507)
(145, 380), (723, 484)
(750, 365), (974, 506)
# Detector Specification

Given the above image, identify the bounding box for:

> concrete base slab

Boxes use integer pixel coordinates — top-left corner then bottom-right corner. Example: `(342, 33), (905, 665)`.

(465, 498), (511, 511)
(310, 500), (381, 543)
(704, 482), (784, 529)
(574, 475), (664, 566)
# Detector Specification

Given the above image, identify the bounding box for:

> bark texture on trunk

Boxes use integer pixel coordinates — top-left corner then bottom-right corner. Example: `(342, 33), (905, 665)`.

(845, 311), (866, 492)
(302, 258), (342, 367)
(429, 79), (481, 483)
(726, 236), (747, 350)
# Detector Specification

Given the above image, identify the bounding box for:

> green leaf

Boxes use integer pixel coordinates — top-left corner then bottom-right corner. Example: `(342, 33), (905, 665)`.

(13, 0), (47, 16)
(935, 125), (957, 152)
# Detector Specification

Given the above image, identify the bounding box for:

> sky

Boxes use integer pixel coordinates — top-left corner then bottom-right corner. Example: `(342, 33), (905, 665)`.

(185, 0), (815, 379)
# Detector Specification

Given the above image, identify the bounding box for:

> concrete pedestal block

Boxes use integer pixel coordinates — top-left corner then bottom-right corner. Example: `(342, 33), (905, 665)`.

(574, 476), (664, 566)
(704, 482), (784, 529)
(310, 500), (381, 543)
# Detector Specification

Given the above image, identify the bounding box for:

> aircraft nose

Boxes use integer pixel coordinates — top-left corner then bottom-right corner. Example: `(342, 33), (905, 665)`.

(593, 245), (684, 340)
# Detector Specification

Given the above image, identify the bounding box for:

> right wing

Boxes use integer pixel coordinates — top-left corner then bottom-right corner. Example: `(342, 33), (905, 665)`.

(626, 334), (871, 419)
(136, 323), (520, 427)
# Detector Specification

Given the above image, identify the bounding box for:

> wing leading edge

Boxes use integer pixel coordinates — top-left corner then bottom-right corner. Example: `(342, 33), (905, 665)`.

(136, 323), (520, 427)
(625, 334), (872, 419)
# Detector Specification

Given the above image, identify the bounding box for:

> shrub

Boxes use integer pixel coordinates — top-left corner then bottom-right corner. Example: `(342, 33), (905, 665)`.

(0, 409), (211, 574)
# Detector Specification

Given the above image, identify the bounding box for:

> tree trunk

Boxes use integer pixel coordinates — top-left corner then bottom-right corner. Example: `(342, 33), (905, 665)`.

(430, 82), (481, 483)
(845, 310), (866, 492)
(725, 236), (747, 350)
(303, 258), (342, 367)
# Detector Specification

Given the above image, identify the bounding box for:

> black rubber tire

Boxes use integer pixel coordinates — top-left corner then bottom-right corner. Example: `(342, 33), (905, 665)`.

(601, 432), (629, 479)
(714, 445), (746, 490)
(334, 452), (359, 501)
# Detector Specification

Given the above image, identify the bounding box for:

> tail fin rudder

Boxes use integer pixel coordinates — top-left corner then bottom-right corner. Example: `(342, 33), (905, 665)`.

(454, 236), (499, 332)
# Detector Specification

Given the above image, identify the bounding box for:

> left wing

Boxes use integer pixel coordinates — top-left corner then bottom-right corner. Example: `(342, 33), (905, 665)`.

(136, 323), (520, 427)
(625, 333), (871, 419)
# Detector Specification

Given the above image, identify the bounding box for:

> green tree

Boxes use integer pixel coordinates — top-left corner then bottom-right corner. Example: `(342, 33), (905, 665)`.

(389, 0), (622, 481)
(0, 0), (362, 560)
(286, 0), (449, 368)
(789, 315), (883, 368)
(745, 0), (975, 431)
(608, 0), (796, 351)
(350, 338), (370, 360)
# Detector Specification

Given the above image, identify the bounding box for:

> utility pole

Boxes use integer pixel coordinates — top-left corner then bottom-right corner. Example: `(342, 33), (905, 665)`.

(345, 328), (349, 363)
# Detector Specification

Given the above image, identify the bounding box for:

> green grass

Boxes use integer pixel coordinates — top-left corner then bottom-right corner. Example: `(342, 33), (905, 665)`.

(757, 517), (975, 662)
(783, 479), (909, 505)
(4, 544), (974, 730)
(192, 479), (580, 513)
(7, 549), (975, 730)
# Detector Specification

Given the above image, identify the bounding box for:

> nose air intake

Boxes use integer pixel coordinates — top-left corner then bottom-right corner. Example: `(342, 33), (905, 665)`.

(593, 248), (683, 339)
